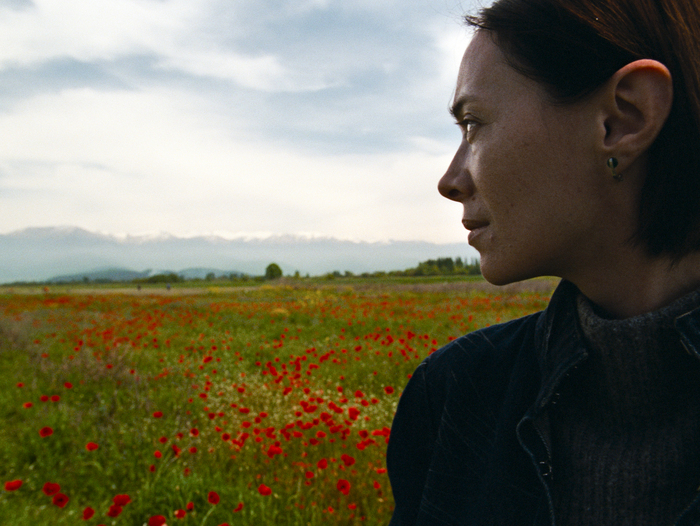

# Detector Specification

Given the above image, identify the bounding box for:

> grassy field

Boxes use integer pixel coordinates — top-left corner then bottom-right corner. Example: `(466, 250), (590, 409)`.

(0, 277), (557, 525)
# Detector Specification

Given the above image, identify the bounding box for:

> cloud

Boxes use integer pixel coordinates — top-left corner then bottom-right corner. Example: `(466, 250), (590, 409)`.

(0, 0), (482, 243)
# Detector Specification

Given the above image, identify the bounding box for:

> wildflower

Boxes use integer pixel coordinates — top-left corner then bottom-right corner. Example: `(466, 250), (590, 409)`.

(174, 509), (186, 519)
(39, 426), (53, 437)
(107, 504), (123, 517)
(208, 491), (220, 505)
(149, 515), (167, 526)
(23, 402), (32, 408)
(52, 493), (69, 508)
(337, 479), (351, 495)
(258, 484), (272, 496)
(86, 442), (99, 451)
(42, 482), (60, 496)
(189, 428), (199, 437)
(233, 502), (244, 512)
(113, 494), (131, 506)
(341, 454), (356, 466)
(51, 395), (60, 402)
(317, 458), (328, 469)
(186, 502), (194, 511)
(82, 507), (95, 520)
(64, 382), (73, 389)
(4, 480), (22, 491)
(153, 411), (163, 418)
(384, 386), (395, 395)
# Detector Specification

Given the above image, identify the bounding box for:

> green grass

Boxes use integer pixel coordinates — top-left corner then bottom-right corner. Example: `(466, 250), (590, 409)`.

(0, 280), (555, 525)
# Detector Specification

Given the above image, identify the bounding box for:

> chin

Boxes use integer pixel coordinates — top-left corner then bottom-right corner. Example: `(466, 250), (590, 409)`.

(479, 258), (537, 286)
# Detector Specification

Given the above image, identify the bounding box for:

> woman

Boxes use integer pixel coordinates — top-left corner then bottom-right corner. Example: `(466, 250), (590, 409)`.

(387, 1), (700, 525)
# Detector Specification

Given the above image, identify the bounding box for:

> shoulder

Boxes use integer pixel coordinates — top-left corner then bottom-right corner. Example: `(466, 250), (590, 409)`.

(418, 312), (543, 393)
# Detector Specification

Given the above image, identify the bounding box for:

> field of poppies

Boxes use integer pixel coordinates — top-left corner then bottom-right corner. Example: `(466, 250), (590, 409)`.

(0, 279), (555, 525)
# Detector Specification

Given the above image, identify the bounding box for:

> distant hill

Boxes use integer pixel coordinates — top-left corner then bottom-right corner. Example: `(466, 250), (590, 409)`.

(47, 267), (244, 283)
(0, 227), (478, 283)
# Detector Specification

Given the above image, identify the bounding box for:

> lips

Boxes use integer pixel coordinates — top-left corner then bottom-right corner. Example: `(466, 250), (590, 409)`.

(462, 219), (489, 231)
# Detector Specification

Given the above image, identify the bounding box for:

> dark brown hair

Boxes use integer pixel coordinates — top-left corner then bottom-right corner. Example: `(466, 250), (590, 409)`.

(466, 0), (700, 258)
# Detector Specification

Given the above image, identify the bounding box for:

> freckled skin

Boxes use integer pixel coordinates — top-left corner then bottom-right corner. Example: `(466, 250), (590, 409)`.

(439, 31), (612, 286)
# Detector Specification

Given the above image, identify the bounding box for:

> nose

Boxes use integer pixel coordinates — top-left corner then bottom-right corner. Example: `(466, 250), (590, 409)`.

(438, 142), (473, 202)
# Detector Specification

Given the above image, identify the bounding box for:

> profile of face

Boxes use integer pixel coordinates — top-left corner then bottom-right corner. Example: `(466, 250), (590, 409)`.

(439, 31), (613, 285)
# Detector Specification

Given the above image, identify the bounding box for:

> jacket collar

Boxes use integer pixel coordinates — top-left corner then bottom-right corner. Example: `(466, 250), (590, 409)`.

(530, 280), (589, 415)
(532, 279), (700, 416)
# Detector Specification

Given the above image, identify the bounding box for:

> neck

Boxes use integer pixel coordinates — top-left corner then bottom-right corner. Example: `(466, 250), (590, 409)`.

(567, 251), (700, 319)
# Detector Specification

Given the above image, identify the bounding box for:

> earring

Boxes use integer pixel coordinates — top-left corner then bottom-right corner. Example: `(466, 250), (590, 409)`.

(607, 157), (622, 181)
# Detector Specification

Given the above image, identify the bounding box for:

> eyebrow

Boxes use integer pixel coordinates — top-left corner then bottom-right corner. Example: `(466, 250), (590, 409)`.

(449, 96), (479, 121)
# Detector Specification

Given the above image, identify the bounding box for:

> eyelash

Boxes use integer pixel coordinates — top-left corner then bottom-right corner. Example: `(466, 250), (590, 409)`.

(456, 119), (478, 139)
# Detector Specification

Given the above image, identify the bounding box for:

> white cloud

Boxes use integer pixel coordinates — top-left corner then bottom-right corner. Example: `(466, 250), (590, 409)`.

(0, 0), (484, 244)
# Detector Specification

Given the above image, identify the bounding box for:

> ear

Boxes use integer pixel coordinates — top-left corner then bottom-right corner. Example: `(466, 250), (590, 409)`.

(601, 59), (673, 170)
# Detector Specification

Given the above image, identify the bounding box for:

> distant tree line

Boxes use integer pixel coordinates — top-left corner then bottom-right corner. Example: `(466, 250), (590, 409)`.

(319, 257), (480, 280)
(9, 257), (480, 286)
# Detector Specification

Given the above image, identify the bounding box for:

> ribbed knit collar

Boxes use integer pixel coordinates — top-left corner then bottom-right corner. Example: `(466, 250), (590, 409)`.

(574, 287), (700, 426)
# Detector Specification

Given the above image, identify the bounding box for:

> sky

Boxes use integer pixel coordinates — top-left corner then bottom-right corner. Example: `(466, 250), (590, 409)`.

(0, 0), (483, 244)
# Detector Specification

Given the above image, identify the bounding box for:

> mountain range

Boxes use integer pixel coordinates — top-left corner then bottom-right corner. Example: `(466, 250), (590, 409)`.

(0, 227), (479, 284)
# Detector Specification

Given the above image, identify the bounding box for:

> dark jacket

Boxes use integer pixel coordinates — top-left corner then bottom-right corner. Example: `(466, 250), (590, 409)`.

(386, 280), (700, 526)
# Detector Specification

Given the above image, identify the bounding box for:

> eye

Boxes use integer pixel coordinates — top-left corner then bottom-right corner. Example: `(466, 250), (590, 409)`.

(456, 118), (478, 140)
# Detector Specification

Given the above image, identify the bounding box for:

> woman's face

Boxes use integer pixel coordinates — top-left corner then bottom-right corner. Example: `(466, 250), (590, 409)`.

(439, 31), (611, 285)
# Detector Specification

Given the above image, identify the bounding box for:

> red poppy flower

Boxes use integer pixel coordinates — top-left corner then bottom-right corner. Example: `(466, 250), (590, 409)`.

(348, 407), (360, 421)
(16, 382), (23, 388)
(189, 428), (199, 437)
(39, 426), (53, 437)
(82, 507), (95, 520)
(340, 454), (356, 467)
(384, 385), (395, 395)
(174, 509), (186, 519)
(64, 382), (73, 389)
(305, 471), (314, 479)
(52, 493), (69, 508)
(149, 515), (167, 526)
(50, 395), (60, 402)
(258, 484), (272, 496)
(208, 491), (220, 505)
(40, 395), (49, 402)
(189, 447), (197, 454)
(107, 504), (123, 517)
(4, 480), (22, 491)
(113, 494), (131, 506)
(317, 458), (328, 469)
(186, 502), (194, 511)
(42, 482), (61, 496)
(337, 479), (351, 495)
(85, 442), (99, 451)
(23, 402), (32, 408)
(154, 450), (162, 458)
(233, 502), (244, 512)
(153, 411), (163, 418)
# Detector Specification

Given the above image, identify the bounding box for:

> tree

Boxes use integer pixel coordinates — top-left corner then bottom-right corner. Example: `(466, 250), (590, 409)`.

(265, 263), (282, 280)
